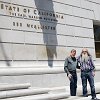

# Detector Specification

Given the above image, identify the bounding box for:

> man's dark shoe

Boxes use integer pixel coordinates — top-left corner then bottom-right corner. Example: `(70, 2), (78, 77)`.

(83, 94), (88, 97)
(91, 97), (100, 100)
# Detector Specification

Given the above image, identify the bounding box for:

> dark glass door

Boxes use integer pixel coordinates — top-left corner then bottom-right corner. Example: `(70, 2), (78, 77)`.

(93, 25), (100, 58)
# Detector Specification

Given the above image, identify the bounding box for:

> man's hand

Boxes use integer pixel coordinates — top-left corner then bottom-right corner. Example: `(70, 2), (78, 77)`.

(68, 74), (72, 80)
(92, 71), (95, 77)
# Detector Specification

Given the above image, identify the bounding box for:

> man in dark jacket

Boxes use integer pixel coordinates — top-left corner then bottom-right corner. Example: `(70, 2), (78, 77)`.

(64, 49), (79, 96)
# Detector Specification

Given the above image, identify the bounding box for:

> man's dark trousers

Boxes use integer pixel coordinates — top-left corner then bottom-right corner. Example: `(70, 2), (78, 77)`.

(69, 71), (77, 96)
(81, 70), (96, 98)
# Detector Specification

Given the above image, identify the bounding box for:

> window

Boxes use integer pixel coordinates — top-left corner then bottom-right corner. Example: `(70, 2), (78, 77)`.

(93, 25), (100, 58)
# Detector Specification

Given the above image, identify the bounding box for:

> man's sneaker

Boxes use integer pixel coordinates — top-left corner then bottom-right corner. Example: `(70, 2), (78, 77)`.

(91, 97), (100, 100)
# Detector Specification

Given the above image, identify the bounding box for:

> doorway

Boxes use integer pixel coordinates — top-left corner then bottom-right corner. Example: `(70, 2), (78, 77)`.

(93, 25), (100, 58)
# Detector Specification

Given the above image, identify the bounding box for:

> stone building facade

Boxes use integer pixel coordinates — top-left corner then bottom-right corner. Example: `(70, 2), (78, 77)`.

(0, 0), (100, 87)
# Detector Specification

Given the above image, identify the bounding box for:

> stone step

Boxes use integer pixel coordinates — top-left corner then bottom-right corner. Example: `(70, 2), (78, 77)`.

(0, 67), (100, 76)
(59, 94), (100, 100)
(77, 82), (100, 95)
(6, 92), (100, 100)
(1, 82), (100, 99)
(49, 86), (67, 94)
(0, 68), (64, 76)
(59, 96), (93, 100)
(0, 83), (31, 91)
(0, 92), (69, 100)
(49, 82), (100, 95)
(0, 88), (49, 99)
(59, 96), (84, 100)
(3, 92), (100, 100)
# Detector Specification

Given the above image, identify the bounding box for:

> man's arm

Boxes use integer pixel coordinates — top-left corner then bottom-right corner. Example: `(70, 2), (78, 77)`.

(64, 66), (70, 76)
(76, 56), (81, 69)
(64, 58), (70, 76)
(90, 56), (96, 76)
(90, 56), (95, 71)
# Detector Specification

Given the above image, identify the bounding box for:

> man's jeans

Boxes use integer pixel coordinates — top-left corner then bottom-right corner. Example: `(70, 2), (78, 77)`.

(69, 71), (77, 96)
(81, 71), (96, 98)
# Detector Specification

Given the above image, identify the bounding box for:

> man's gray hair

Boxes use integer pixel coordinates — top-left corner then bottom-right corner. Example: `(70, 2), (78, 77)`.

(80, 48), (91, 57)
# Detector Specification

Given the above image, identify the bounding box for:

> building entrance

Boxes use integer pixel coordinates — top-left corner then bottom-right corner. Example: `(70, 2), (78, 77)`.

(93, 25), (100, 58)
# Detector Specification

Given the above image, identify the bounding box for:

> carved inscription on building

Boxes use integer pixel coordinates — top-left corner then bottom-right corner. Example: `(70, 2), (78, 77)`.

(0, 2), (64, 31)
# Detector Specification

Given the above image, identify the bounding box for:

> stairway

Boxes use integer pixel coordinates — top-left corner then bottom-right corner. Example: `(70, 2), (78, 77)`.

(0, 83), (50, 99)
(0, 62), (100, 100)
(0, 83), (69, 100)
(0, 82), (100, 100)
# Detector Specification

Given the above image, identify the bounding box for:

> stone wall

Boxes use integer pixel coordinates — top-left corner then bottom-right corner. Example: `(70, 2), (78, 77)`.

(0, 0), (97, 67)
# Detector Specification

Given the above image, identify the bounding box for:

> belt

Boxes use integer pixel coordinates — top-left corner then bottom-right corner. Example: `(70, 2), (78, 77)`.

(69, 70), (76, 73)
(81, 69), (92, 72)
